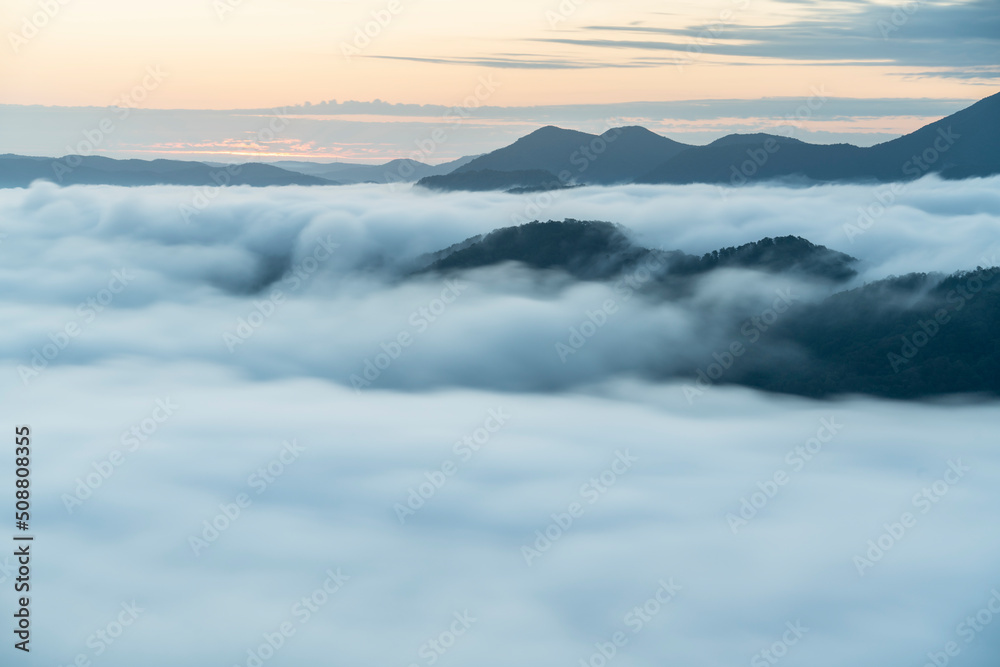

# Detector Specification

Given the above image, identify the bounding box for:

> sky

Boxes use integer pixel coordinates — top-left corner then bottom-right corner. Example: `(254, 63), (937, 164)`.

(1, 0), (998, 159)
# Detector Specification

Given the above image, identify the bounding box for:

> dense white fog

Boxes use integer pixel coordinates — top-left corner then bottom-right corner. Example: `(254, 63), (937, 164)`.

(2, 179), (999, 666)
(2, 177), (999, 391)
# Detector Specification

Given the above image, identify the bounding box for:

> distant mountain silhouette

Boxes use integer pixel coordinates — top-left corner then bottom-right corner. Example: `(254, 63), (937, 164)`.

(416, 91), (1000, 190)
(864, 92), (1000, 180)
(450, 126), (691, 185)
(416, 169), (569, 193)
(274, 155), (477, 185)
(0, 155), (335, 188)
(634, 93), (999, 184)
(5, 91), (997, 190)
(638, 135), (868, 184)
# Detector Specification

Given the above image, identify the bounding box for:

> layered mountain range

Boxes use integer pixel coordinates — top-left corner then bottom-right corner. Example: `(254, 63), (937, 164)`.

(420, 91), (1000, 191)
(2, 91), (996, 190)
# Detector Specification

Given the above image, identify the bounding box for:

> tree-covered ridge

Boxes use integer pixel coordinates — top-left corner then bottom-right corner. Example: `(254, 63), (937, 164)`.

(669, 236), (858, 282)
(417, 219), (858, 284)
(729, 267), (1000, 398)
(414, 219), (999, 398)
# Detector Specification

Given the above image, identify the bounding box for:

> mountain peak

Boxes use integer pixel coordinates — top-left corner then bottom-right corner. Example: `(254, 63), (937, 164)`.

(709, 133), (805, 147)
(449, 123), (691, 185)
(522, 125), (592, 140)
(606, 125), (659, 137)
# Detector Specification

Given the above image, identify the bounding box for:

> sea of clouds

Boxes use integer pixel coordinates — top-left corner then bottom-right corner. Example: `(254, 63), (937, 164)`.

(2, 177), (999, 667)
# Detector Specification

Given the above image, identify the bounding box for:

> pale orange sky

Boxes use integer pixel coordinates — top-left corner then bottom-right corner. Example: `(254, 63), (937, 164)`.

(0, 0), (994, 109)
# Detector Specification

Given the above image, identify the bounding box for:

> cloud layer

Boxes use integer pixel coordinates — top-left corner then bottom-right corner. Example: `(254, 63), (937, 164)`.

(2, 177), (999, 391)
(1, 180), (998, 666)
(9, 370), (1000, 667)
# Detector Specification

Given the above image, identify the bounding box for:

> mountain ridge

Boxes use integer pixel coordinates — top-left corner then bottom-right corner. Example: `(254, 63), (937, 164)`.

(4, 91), (997, 190)
(452, 124), (692, 185)
(421, 91), (1000, 190)
(0, 154), (337, 188)
(408, 218), (1000, 399)
(414, 219), (859, 285)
